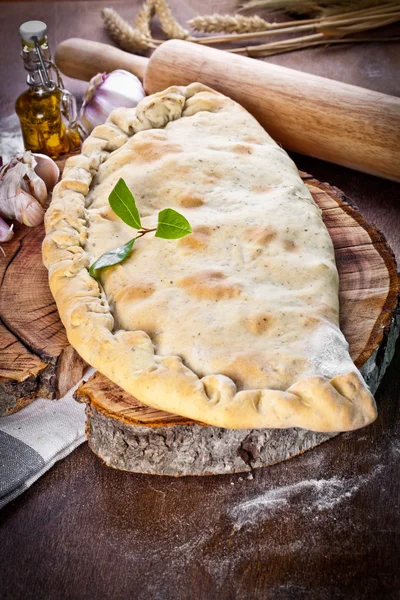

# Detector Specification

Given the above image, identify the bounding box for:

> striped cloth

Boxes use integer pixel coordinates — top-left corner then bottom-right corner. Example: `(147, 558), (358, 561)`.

(0, 370), (94, 508)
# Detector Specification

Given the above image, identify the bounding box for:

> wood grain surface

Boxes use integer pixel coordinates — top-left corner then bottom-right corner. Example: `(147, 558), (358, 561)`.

(0, 223), (86, 415)
(0, 1), (400, 599)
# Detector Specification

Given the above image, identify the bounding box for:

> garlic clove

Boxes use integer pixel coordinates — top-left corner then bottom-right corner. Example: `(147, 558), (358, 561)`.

(15, 188), (45, 227)
(1, 161), (27, 204)
(24, 171), (48, 206)
(33, 153), (60, 193)
(0, 216), (14, 242)
(17, 151), (48, 205)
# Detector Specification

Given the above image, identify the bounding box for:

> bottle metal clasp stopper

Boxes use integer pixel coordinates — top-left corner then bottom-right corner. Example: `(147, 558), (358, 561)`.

(19, 20), (55, 92)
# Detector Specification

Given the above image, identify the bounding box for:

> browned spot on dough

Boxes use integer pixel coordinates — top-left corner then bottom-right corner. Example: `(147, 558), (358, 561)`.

(113, 283), (156, 303)
(283, 239), (298, 252)
(222, 353), (308, 390)
(177, 193), (204, 208)
(251, 184), (273, 194)
(222, 355), (267, 389)
(178, 270), (241, 301)
(203, 167), (224, 179)
(132, 140), (182, 163)
(98, 206), (120, 221)
(244, 314), (274, 335)
(297, 298), (338, 324)
(194, 225), (213, 235)
(232, 143), (252, 154)
(243, 135), (265, 144)
(245, 225), (277, 245)
(178, 234), (208, 252)
(299, 315), (321, 329)
(174, 164), (193, 176)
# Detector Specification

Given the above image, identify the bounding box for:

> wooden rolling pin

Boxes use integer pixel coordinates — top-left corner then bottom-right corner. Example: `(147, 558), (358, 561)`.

(56, 38), (400, 182)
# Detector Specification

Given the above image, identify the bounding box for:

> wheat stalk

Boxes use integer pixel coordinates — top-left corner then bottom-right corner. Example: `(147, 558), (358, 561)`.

(239, 0), (385, 17)
(189, 14), (271, 33)
(102, 7), (155, 52)
(153, 0), (190, 39)
(134, 0), (155, 38)
(232, 34), (400, 56)
(194, 4), (398, 44)
(102, 1), (189, 54)
(317, 11), (400, 35)
(230, 12), (400, 55)
(320, 0), (386, 17)
(101, 0), (399, 60)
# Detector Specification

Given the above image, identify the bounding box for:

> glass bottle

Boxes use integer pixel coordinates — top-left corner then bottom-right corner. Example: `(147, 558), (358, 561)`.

(15, 20), (81, 159)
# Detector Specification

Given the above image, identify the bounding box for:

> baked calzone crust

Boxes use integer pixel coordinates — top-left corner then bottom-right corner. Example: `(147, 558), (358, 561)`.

(43, 83), (376, 432)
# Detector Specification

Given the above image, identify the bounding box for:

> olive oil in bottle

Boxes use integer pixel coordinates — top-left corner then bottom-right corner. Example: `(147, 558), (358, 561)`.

(15, 21), (81, 159)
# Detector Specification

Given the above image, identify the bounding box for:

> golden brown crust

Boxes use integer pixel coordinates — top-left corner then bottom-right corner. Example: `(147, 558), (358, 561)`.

(42, 83), (377, 432)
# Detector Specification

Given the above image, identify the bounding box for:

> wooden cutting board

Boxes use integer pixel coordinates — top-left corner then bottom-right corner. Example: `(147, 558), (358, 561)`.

(2, 172), (396, 472)
(0, 223), (86, 415)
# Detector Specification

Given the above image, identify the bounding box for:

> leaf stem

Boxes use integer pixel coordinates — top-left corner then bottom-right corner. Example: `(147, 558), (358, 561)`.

(135, 227), (157, 239)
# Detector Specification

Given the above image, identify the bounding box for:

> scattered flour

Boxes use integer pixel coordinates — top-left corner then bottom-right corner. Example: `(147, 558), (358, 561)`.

(230, 468), (383, 530)
(0, 114), (24, 162)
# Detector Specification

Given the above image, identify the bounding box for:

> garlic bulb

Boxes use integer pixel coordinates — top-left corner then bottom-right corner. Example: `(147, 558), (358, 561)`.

(0, 152), (59, 238)
(79, 70), (145, 134)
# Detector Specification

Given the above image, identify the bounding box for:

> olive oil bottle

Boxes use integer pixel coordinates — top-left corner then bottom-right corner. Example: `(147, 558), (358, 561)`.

(15, 21), (81, 159)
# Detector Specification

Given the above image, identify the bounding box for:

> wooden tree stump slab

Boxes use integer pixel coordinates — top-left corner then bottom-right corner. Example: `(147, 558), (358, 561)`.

(0, 222), (86, 416)
(74, 176), (399, 476)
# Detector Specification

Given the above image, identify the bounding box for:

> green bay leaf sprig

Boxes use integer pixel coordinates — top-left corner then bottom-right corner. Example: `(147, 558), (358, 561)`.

(89, 238), (135, 280)
(109, 178), (142, 229)
(89, 178), (192, 280)
(155, 208), (192, 239)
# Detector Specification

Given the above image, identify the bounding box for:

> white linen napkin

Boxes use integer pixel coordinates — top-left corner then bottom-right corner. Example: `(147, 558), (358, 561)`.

(0, 369), (94, 508)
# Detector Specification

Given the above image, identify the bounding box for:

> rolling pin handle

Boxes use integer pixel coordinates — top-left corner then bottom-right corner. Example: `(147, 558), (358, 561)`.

(55, 38), (149, 82)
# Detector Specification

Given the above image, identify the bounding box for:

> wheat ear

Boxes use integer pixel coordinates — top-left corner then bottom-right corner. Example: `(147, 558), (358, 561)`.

(101, 7), (155, 52)
(189, 14), (271, 34)
(134, 0), (156, 38)
(154, 0), (190, 39)
(194, 3), (398, 44)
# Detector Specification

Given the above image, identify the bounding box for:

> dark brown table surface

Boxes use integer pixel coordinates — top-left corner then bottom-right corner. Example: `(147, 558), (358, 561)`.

(1, 2), (399, 599)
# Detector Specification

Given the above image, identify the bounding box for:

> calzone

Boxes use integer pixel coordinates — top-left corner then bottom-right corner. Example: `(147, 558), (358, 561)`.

(43, 83), (377, 432)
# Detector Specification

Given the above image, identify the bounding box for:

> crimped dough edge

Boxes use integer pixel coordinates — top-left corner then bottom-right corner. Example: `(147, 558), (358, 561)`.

(42, 82), (377, 432)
